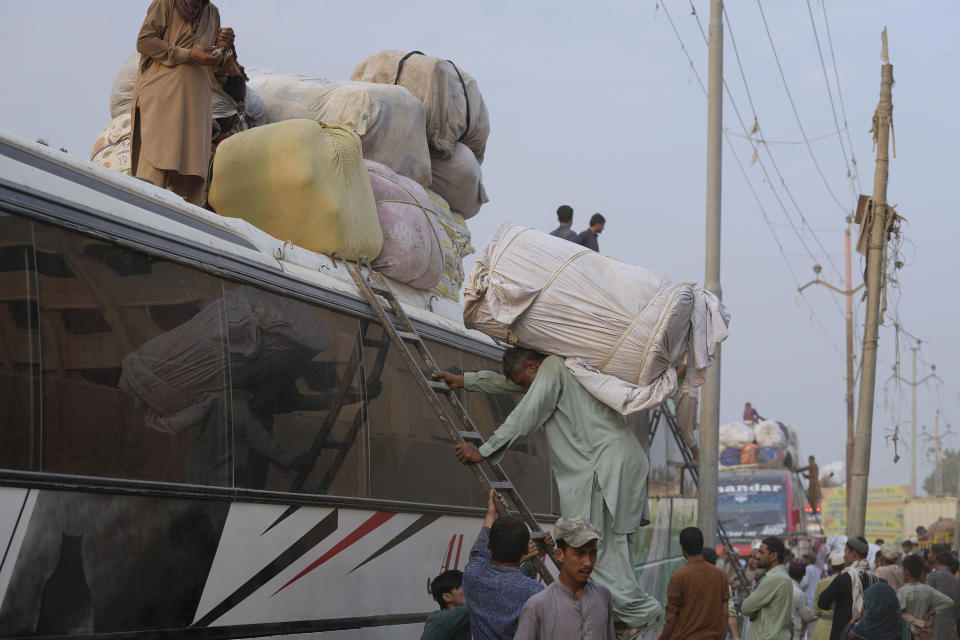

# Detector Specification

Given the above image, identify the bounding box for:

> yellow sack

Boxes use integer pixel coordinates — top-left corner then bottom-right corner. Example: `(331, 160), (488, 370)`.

(209, 119), (383, 261)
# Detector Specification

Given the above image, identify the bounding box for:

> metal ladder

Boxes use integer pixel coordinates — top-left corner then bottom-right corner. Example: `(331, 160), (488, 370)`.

(648, 403), (750, 592)
(346, 261), (557, 583)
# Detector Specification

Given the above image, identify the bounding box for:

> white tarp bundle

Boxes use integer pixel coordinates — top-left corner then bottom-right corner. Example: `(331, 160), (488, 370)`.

(754, 420), (785, 447)
(246, 68), (431, 187)
(119, 286), (329, 434)
(719, 423), (754, 450)
(463, 223), (730, 414)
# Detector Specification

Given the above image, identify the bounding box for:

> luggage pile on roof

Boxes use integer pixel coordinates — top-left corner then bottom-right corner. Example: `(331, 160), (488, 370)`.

(91, 50), (486, 302)
(718, 420), (800, 468)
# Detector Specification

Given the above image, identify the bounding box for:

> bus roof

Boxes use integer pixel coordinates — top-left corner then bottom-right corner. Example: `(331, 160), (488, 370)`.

(0, 129), (499, 352)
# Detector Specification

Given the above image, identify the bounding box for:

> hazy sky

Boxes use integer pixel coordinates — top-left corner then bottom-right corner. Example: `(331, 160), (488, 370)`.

(1, 1), (956, 493)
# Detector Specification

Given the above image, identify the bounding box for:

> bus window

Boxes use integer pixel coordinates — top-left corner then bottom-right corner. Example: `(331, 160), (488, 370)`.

(365, 336), (473, 506)
(0, 215), (42, 472)
(237, 289), (371, 498)
(30, 222), (231, 485)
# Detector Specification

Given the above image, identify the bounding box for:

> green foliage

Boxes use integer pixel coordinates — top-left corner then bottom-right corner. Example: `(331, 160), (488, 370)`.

(923, 448), (960, 496)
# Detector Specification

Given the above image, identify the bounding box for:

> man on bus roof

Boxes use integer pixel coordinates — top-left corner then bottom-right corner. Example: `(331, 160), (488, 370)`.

(131, 0), (236, 205)
(433, 347), (663, 635)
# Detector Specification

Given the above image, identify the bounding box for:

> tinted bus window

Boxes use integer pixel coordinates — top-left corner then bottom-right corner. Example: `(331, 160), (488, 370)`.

(0, 214), (42, 471)
(366, 336), (473, 505)
(30, 222), (230, 485)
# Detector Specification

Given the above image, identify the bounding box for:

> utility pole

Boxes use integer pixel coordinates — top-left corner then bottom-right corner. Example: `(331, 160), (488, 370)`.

(847, 31), (894, 537)
(698, 0), (723, 548)
(954, 464), (960, 553)
(893, 342), (938, 497)
(798, 231), (863, 507)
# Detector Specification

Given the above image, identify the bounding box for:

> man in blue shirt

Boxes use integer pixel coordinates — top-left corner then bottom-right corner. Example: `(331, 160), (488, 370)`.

(463, 491), (544, 639)
(549, 205), (578, 242)
(575, 213), (605, 252)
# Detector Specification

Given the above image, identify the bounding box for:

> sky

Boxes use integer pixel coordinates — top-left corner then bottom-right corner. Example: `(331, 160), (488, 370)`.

(1, 1), (957, 495)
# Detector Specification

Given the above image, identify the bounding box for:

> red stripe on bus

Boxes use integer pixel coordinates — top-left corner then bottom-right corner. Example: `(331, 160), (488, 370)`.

(272, 511), (397, 596)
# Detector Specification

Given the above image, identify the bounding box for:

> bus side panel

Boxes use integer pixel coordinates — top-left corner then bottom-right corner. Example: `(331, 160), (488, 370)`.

(195, 502), (480, 628)
(0, 488), (504, 638)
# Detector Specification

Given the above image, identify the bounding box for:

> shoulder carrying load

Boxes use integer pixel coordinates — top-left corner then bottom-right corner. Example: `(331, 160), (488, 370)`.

(119, 286), (329, 434)
(463, 223), (730, 414)
(429, 143), (488, 219)
(90, 114), (132, 174)
(365, 160), (444, 289)
(351, 50), (490, 163)
(208, 119), (383, 261)
(426, 189), (474, 301)
(247, 68), (431, 187)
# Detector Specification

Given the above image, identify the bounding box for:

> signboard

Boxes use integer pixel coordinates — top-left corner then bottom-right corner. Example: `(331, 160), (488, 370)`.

(821, 485), (907, 540)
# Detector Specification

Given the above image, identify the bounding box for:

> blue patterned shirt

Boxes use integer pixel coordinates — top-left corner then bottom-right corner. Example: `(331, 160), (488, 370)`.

(463, 527), (543, 640)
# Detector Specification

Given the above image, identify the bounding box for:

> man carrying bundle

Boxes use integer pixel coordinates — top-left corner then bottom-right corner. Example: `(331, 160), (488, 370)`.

(434, 347), (663, 636)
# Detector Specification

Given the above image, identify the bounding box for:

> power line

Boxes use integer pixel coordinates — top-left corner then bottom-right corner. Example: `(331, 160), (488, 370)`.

(715, 4), (847, 307)
(658, 0), (843, 356)
(804, 0), (859, 205)
(722, 126), (846, 145)
(756, 0), (852, 214)
(819, 0), (864, 194)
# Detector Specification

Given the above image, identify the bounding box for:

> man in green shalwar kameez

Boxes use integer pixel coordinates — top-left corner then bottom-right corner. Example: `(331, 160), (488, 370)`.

(437, 347), (663, 632)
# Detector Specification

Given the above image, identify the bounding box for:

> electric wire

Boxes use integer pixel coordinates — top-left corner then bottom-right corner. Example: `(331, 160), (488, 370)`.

(805, 0), (859, 205)
(756, 0), (852, 214)
(709, 3), (848, 296)
(820, 0), (864, 194)
(714, 5), (848, 315)
(659, 1), (842, 356)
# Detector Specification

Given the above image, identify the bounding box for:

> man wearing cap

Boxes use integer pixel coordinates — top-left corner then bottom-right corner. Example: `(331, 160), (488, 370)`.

(514, 516), (617, 640)
(811, 554), (846, 640)
(438, 348), (662, 631)
(873, 544), (903, 591)
(662, 527), (729, 640)
(741, 536), (793, 640)
(816, 536), (879, 640)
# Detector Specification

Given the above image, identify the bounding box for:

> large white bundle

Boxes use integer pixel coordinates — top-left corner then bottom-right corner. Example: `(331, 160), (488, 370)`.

(247, 68), (431, 187)
(351, 50), (490, 163)
(754, 420), (785, 447)
(463, 223), (730, 413)
(719, 423), (754, 450)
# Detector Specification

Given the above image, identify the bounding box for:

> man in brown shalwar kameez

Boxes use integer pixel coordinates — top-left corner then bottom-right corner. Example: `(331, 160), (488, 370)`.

(796, 455), (822, 512)
(131, 0), (234, 206)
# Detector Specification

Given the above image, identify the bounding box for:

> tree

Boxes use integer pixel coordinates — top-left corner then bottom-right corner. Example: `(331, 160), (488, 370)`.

(922, 448), (960, 496)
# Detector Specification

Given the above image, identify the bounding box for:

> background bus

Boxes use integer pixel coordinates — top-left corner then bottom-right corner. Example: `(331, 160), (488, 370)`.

(717, 467), (810, 557)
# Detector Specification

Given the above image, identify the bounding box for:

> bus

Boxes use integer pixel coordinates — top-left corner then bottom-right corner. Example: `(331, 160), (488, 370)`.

(717, 466), (811, 557)
(0, 132), (692, 639)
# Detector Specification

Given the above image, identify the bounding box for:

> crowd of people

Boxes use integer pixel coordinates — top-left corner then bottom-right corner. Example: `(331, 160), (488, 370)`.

(423, 510), (960, 640)
(719, 535), (960, 640)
